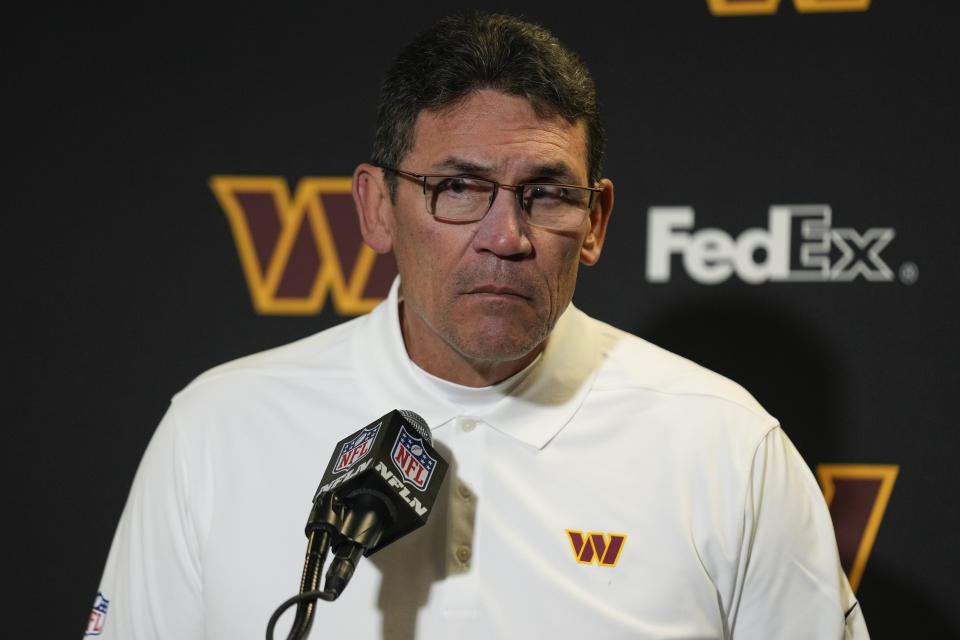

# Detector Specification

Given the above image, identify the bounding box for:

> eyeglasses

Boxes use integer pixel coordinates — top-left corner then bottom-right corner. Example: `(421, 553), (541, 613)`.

(380, 166), (603, 231)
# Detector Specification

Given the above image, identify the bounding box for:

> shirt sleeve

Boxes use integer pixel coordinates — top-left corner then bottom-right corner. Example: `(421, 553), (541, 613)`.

(729, 427), (870, 640)
(86, 403), (205, 639)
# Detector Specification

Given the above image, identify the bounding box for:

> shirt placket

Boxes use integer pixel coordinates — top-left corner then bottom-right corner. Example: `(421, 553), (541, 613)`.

(440, 415), (486, 623)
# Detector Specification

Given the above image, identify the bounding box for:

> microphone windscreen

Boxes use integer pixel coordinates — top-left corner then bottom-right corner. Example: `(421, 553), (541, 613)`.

(398, 409), (431, 444)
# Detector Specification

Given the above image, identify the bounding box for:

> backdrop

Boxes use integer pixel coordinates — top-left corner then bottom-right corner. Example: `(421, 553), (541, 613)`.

(8, 2), (958, 637)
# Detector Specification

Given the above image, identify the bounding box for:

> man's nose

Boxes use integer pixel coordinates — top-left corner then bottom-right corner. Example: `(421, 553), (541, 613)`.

(471, 186), (533, 258)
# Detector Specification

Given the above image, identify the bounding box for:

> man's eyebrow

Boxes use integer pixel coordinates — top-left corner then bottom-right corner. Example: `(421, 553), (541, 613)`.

(431, 158), (580, 183)
(433, 158), (492, 174)
(526, 162), (578, 183)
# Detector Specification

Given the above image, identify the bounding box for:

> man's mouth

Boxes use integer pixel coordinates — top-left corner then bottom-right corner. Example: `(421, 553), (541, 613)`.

(468, 285), (531, 299)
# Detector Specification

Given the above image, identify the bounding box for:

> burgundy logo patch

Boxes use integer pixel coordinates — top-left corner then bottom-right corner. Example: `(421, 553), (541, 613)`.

(566, 530), (627, 567)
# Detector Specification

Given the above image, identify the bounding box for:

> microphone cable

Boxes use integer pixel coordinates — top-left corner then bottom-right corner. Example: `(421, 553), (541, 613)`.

(266, 528), (336, 640)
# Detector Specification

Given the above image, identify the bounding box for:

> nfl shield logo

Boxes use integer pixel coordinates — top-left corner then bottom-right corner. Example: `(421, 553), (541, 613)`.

(391, 426), (437, 491)
(85, 592), (109, 636)
(333, 422), (381, 473)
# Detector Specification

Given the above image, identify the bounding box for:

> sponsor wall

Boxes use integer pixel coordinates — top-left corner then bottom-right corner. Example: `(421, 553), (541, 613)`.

(8, 2), (957, 637)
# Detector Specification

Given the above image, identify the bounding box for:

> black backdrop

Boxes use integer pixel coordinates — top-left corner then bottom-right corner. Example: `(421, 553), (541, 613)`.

(8, 2), (958, 637)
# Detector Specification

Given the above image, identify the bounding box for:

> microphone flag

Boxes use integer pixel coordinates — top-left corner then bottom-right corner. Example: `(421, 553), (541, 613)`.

(311, 409), (449, 554)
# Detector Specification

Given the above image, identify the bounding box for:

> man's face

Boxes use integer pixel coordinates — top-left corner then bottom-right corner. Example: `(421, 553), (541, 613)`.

(359, 89), (611, 384)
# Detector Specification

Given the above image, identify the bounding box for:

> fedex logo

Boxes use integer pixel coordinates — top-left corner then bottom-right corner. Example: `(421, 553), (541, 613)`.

(646, 205), (910, 285)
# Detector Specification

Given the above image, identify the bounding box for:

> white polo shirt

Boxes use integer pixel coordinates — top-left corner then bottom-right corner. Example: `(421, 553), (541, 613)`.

(90, 278), (868, 639)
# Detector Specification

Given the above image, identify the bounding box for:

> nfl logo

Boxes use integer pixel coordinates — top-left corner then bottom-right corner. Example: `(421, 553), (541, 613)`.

(333, 422), (381, 473)
(85, 593), (109, 636)
(391, 426), (437, 491)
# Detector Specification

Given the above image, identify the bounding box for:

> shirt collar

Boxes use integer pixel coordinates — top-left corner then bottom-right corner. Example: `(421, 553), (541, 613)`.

(353, 277), (600, 450)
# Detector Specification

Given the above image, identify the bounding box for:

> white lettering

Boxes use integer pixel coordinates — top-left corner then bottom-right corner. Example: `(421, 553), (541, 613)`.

(646, 205), (897, 284)
(410, 498), (427, 517)
(646, 207), (694, 282)
(686, 228), (735, 284)
(316, 458), (372, 497)
(374, 461), (429, 517)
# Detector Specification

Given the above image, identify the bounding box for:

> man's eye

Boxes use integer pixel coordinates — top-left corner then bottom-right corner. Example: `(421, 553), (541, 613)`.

(528, 184), (564, 200)
(436, 177), (470, 194)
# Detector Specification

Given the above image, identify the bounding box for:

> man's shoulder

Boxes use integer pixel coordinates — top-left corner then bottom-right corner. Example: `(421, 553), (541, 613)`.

(580, 311), (774, 425)
(175, 315), (364, 401)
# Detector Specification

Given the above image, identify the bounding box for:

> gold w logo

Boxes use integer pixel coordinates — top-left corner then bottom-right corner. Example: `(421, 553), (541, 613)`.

(209, 175), (397, 315)
(707, 0), (870, 15)
(816, 463), (898, 592)
(566, 530), (627, 567)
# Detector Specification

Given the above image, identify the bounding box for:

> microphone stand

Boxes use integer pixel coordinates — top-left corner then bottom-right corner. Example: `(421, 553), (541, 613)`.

(288, 528), (331, 639)
(266, 493), (346, 640)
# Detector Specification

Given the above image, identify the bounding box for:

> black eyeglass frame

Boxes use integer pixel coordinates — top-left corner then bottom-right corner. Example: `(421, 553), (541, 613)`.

(378, 165), (603, 230)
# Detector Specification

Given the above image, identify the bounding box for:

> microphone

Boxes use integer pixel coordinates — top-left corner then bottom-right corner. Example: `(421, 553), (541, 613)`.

(310, 409), (448, 595)
(268, 409), (448, 640)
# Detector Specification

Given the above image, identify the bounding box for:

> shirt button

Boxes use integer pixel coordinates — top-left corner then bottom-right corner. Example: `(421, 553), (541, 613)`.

(457, 483), (472, 501)
(460, 418), (476, 432)
(455, 545), (472, 565)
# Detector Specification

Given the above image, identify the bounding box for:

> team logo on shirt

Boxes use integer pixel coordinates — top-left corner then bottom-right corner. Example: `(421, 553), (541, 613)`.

(85, 592), (109, 636)
(333, 422), (381, 473)
(391, 426), (437, 491)
(566, 530), (627, 567)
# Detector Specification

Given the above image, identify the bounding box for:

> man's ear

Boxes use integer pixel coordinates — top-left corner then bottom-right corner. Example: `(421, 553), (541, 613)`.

(353, 163), (395, 254)
(580, 178), (613, 266)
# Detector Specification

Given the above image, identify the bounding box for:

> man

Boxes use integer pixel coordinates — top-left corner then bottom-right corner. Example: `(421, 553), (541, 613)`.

(90, 13), (868, 639)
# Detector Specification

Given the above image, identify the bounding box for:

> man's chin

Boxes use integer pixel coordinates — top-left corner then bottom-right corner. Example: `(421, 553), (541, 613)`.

(449, 321), (549, 365)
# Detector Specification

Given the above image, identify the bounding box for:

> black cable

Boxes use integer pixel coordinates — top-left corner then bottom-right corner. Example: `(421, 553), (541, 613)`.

(265, 589), (338, 640)
(266, 528), (335, 640)
(266, 487), (389, 638)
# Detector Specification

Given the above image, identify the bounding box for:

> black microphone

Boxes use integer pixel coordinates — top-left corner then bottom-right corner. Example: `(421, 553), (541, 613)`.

(309, 408), (449, 596)
(268, 409), (448, 640)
